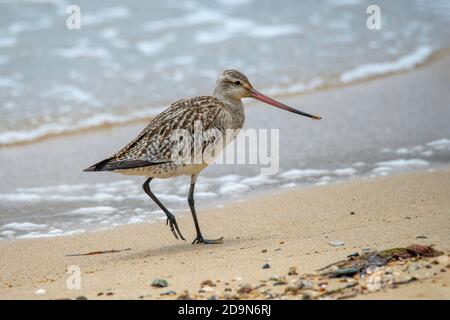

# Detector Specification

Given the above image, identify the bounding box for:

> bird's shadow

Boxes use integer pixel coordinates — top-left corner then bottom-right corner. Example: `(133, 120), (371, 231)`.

(116, 236), (257, 262)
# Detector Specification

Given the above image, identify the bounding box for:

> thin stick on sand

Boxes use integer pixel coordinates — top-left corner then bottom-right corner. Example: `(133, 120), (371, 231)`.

(66, 248), (131, 257)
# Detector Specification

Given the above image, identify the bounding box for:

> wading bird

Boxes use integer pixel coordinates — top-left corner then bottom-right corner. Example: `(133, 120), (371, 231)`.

(84, 70), (321, 244)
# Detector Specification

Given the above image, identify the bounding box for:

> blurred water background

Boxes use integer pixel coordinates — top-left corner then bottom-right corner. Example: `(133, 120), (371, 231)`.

(1, 0), (450, 145)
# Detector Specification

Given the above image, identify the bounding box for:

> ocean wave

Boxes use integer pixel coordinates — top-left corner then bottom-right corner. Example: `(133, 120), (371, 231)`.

(0, 108), (165, 146)
(82, 6), (130, 26)
(2, 135), (449, 240)
(0, 46), (439, 147)
(340, 46), (433, 83)
(0, 37), (17, 47)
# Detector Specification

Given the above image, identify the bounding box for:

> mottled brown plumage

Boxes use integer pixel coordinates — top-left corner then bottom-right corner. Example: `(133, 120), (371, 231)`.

(84, 69), (321, 244)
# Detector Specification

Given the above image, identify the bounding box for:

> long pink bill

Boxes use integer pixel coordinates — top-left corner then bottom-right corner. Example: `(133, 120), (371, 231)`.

(250, 89), (321, 120)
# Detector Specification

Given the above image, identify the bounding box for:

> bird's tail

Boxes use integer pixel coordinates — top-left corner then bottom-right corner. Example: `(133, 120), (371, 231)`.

(83, 158), (112, 172)
(84, 158), (166, 172)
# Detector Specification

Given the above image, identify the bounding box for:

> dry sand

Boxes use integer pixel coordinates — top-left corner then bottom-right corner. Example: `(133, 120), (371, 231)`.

(0, 169), (449, 300)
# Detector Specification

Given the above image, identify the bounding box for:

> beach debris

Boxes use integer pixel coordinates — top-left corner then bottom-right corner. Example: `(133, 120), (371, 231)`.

(326, 267), (358, 278)
(269, 275), (281, 281)
(285, 279), (313, 294)
(347, 252), (360, 258)
(288, 267), (298, 276)
(66, 248), (131, 257)
(106, 292), (114, 296)
(262, 249), (267, 253)
(273, 279), (288, 286)
(161, 244), (446, 300)
(199, 286), (215, 293)
(406, 244), (443, 257)
(35, 288), (46, 295)
(200, 279), (216, 287)
(151, 278), (168, 288)
(75, 296), (88, 300)
(262, 263), (271, 269)
(160, 290), (176, 296)
(237, 284), (253, 294)
(362, 247), (372, 254)
(177, 291), (192, 300)
(416, 235), (428, 239)
(329, 240), (345, 247)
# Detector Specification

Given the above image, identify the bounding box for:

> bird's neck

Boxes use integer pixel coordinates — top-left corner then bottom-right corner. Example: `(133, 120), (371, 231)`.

(214, 94), (245, 129)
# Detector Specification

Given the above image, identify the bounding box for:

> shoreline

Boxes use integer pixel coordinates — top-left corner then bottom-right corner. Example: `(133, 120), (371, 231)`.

(0, 169), (449, 299)
(2, 48), (450, 241)
(0, 165), (442, 243)
(1, 46), (449, 148)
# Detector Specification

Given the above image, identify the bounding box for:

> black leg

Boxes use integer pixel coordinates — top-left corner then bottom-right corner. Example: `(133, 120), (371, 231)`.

(142, 177), (185, 241)
(188, 175), (223, 245)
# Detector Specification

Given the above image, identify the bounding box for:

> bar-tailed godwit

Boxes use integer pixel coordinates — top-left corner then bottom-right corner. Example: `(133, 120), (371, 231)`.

(84, 70), (321, 244)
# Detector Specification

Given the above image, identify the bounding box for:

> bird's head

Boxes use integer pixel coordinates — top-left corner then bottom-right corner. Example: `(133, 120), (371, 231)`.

(214, 69), (254, 100)
(214, 69), (321, 120)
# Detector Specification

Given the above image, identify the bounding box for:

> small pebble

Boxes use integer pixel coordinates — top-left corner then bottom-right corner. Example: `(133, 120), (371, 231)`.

(151, 278), (168, 288)
(199, 286), (214, 293)
(408, 263), (421, 272)
(200, 279), (215, 287)
(288, 267), (298, 276)
(261, 249), (267, 253)
(35, 289), (46, 295)
(237, 284), (253, 294)
(160, 290), (177, 296)
(273, 280), (287, 286)
(329, 240), (345, 247)
(262, 263), (271, 269)
(177, 291), (192, 300)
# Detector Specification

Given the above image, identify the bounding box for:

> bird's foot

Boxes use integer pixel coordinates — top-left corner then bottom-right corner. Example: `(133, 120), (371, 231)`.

(166, 216), (185, 241)
(192, 236), (224, 245)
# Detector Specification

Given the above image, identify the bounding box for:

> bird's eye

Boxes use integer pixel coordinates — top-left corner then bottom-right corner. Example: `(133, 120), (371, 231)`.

(234, 81), (241, 85)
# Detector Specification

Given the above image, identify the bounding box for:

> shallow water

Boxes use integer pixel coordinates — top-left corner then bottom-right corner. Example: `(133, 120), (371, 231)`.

(1, 0), (450, 145)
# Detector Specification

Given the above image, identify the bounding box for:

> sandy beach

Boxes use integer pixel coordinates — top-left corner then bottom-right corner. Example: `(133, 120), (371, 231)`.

(1, 168), (449, 300)
(1, 42), (450, 300)
(3, 0), (450, 304)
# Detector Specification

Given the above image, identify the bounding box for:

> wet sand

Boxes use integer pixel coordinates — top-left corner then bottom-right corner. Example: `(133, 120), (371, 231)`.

(0, 169), (449, 299)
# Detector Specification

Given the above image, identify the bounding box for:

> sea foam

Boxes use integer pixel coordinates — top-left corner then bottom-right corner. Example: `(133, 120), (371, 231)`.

(340, 46), (433, 83)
